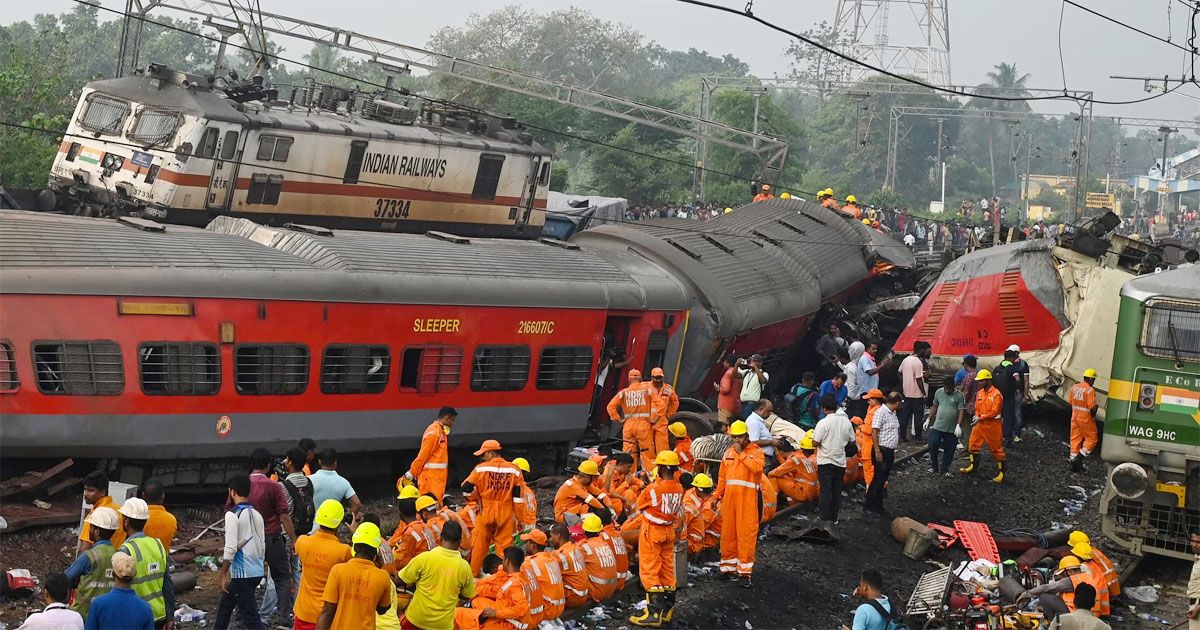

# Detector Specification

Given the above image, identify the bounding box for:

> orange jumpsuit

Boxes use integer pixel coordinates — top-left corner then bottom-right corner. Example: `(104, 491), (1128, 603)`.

(842, 203), (862, 219)
(453, 504), (478, 560)
(648, 382), (681, 467)
(770, 451), (819, 503)
(580, 535), (619, 602)
(682, 489), (711, 554)
(970, 386), (1006, 461)
(519, 561), (546, 628)
(674, 435), (695, 473)
(464, 457), (523, 575)
(600, 524), (630, 589)
(1068, 382), (1098, 457)
(409, 420), (450, 500)
(427, 507), (472, 557)
(859, 404), (880, 485)
(514, 481), (538, 531)
(388, 519), (437, 569)
(715, 443), (765, 577)
(821, 197), (840, 212)
(553, 478), (609, 522)
(760, 474), (778, 523)
(636, 475), (686, 590)
(479, 570), (532, 630)
(1088, 547), (1120, 596)
(523, 551), (565, 622)
(601, 462), (643, 516)
(557, 541), (590, 608)
(607, 383), (664, 471)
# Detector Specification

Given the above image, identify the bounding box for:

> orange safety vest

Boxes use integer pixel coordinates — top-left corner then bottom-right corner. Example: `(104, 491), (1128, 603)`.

(1068, 382), (1096, 424)
(1062, 570), (1110, 616)
(1088, 548), (1120, 596)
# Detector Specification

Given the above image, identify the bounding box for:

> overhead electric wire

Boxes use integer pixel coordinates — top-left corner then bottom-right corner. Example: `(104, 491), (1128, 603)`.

(1061, 0), (1194, 53)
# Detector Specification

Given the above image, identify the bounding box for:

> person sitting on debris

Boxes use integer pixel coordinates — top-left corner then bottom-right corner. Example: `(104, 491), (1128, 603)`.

(1018, 556), (1108, 621)
(65, 507), (120, 620)
(389, 495), (437, 570)
(839, 569), (895, 630)
(1068, 531), (1120, 597)
(398, 521), (475, 630)
(554, 460), (611, 523)
(551, 523), (590, 609)
(1068, 544), (1112, 616)
(770, 432), (819, 505)
(79, 471), (125, 552)
(520, 529), (565, 624)
(670, 422), (695, 473)
(601, 451), (643, 517)
(579, 514), (620, 603)
(597, 507), (631, 590)
(18, 572), (82, 630)
(1048, 583), (1111, 630)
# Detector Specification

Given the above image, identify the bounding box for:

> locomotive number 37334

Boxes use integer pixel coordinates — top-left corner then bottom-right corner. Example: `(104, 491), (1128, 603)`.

(375, 198), (411, 218)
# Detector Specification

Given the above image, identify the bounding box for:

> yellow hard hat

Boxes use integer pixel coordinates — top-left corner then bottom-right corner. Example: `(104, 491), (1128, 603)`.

(513, 457), (531, 473)
(1082, 368), (1098, 379)
(1068, 531), (1090, 547)
(863, 218), (872, 225)
(729, 420), (749, 436)
(581, 514), (603, 533)
(780, 192), (792, 199)
(578, 460), (600, 476)
(314, 499), (345, 530)
(398, 485), (421, 500)
(415, 495), (438, 512)
(654, 450), (681, 467)
(1057, 555), (1081, 571)
(827, 189), (835, 197)
(691, 473), (714, 489)
(669, 422), (688, 438)
(352, 521), (383, 549)
(1071, 543), (1094, 560)
(975, 369), (993, 381)
(800, 433), (815, 450)
(846, 194), (857, 203)
(724, 207), (733, 214)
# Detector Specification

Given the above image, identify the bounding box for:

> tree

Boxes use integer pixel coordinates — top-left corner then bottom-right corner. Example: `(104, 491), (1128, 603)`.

(968, 62), (1031, 195)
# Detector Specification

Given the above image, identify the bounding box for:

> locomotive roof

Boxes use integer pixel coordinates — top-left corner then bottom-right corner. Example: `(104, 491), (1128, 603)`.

(0, 211), (685, 311)
(1122, 264), (1200, 302)
(86, 75), (552, 156)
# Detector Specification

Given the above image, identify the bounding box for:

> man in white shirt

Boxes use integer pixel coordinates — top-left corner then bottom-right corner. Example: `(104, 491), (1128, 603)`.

(744, 399), (781, 464)
(812, 395), (857, 529)
(17, 573), (83, 630)
(738, 354), (769, 420)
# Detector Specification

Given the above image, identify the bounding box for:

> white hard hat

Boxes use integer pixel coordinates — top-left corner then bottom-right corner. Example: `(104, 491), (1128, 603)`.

(86, 506), (120, 530)
(119, 497), (150, 520)
(1006, 344), (1021, 353)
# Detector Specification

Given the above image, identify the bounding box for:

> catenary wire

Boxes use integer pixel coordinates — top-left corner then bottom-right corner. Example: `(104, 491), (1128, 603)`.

(1060, 0), (1193, 53)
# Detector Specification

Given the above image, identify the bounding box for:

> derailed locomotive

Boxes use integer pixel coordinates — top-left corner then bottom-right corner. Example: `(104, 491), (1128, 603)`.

(40, 63), (553, 238)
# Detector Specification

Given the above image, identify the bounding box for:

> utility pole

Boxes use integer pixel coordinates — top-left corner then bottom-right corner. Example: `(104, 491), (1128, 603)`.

(1158, 125), (1177, 219)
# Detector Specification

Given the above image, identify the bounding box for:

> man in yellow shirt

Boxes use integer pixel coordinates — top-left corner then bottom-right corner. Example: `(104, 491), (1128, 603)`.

(399, 521), (476, 630)
(317, 522), (392, 630)
(79, 471), (125, 551)
(141, 482), (177, 553)
(294, 500), (352, 630)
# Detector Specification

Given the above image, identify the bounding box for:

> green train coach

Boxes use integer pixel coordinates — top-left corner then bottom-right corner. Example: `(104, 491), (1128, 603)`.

(1100, 265), (1200, 560)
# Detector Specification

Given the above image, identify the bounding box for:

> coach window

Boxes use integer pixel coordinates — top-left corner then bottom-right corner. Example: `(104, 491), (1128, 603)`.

(536, 346), (593, 390)
(196, 127), (220, 159)
(321, 344), (390, 394)
(470, 345), (530, 392)
(399, 344), (463, 394)
(471, 154), (506, 200)
(642, 330), (668, 375)
(234, 344), (309, 395)
(343, 140), (369, 184)
(257, 135), (293, 162)
(139, 342), (220, 395)
(0, 340), (18, 393)
(78, 94), (130, 136)
(32, 340), (124, 395)
(220, 130), (239, 160)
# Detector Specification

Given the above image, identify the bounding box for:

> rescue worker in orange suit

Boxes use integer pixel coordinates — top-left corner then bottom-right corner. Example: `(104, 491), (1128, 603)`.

(1068, 531), (1120, 597)
(819, 188), (840, 212)
(479, 548), (532, 630)
(550, 522), (590, 608)
(759, 472), (779, 523)
(389, 495), (437, 569)
(714, 420), (764, 587)
(1069, 543), (1112, 616)
(607, 369), (664, 472)
(770, 432), (819, 504)
(554, 460), (610, 522)
(647, 367), (680, 462)
(961, 370), (1006, 483)
(578, 514), (619, 603)
(669, 422), (694, 473)
(511, 457), (537, 533)
(401, 405), (456, 501)
(520, 529), (565, 624)
(842, 194), (863, 219)
(1068, 368), (1100, 472)
(684, 473), (718, 556)
(600, 452), (642, 517)
(462, 439), (523, 575)
(857, 389), (885, 486)
(752, 183), (775, 202)
(1017, 556), (1108, 620)
(426, 498), (473, 559)
(629, 450), (686, 627)
(597, 509), (630, 589)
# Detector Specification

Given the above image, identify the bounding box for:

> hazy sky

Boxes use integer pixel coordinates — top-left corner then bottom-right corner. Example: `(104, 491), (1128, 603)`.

(5, 0), (1199, 125)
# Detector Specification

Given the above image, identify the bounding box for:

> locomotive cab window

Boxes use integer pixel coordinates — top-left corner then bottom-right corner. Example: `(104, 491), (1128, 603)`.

(471, 154), (506, 200)
(139, 342), (220, 395)
(400, 345), (463, 393)
(1140, 299), (1200, 363)
(538, 161), (552, 186)
(128, 107), (181, 145)
(536, 346), (593, 390)
(234, 344), (308, 395)
(257, 135), (293, 162)
(78, 94), (130, 135)
(0, 340), (18, 393)
(32, 340), (124, 395)
(220, 130), (239, 160)
(470, 345), (530, 392)
(321, 344), (390, 394)
(196, 127), (220, 158)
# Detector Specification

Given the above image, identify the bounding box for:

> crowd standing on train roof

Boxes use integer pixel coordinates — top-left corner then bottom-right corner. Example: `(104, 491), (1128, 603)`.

(48, 336), (1119, 630)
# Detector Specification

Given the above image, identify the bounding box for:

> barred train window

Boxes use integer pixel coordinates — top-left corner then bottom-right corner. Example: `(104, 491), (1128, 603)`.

(0, 340), (18, 393)
(78, 94), (130, 135)
(139, 342), (220, 395)
(470, 345), (530, 392)
(32, 341), (124, 395)
(321, 345), (390, 394)
(235, 344), (309, 395)
(400, 345), (462, 393)
(536, 346), (593, 390)
(642, 330), (669, 375)
(1140, 299), (1200, 363)
(128, 108), (181, 145)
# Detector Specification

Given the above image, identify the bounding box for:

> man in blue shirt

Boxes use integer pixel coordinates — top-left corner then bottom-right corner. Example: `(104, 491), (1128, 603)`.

(85, 552), (154, 630)
(308, 448), (362, 532)
(817, 374), (848, 419)
(841, 569), (894, 630)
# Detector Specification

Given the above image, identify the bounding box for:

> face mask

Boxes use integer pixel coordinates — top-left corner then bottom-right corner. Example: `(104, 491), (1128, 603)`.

(443, 426), (451, 435)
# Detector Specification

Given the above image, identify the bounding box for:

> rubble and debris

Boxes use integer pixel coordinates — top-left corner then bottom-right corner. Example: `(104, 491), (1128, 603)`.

(954, 520), (1001, 563)
(0, 459), (73, 498)
(1124, 584), (1160, 603)
(1, 570), (37, 598)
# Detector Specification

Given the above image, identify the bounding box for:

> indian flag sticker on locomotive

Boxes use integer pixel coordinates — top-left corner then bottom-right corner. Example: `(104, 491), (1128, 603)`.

(1157, 385), (1200, 416)
(77, 146), (102, 165)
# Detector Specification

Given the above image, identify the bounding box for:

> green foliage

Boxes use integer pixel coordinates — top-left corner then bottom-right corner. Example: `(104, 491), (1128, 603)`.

(583, 124), (690, 204)
(864, 189), (910, 210)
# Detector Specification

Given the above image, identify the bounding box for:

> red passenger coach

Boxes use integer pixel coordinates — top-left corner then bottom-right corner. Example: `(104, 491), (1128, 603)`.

(0, 212), (688, 461)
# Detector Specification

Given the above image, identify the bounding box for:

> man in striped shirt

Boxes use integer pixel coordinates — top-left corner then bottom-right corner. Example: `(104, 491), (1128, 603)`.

(216, 475), (266, 630)
(864, 393), (902, 517)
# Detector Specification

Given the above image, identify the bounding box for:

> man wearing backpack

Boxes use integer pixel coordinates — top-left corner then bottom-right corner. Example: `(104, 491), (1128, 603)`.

(840, 569), (903, 630)
(787, 372), (819, 430)
(279, 449), (313, 598)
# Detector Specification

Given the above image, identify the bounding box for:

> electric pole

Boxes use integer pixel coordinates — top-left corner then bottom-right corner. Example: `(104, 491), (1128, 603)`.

(1158, 125), (1177, 218)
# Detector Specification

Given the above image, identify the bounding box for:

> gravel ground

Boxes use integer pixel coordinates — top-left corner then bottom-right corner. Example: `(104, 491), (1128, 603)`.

(1, 414), (1193, 629)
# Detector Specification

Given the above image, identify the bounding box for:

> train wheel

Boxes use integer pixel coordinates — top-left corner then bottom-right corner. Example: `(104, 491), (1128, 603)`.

(676, 397), (712, 415)
(671, 410), (716, 439)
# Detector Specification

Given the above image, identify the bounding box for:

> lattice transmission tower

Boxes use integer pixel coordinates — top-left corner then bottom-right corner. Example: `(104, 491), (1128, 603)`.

(827, 0), (951, 86)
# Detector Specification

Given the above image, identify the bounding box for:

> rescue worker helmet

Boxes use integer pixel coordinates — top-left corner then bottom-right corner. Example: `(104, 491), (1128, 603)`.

(1083, 368), (1098, 378)
(975, 369), (993, 381)
(1071, 543), (1094, 560)
(724, 207), (733, 214)
(729, 420), (750, 436)
(415, 495), (438, 513)
(473, 439), (502, 456)
(513, 457), (531, 473)
(1007, 344), (1021, 353)
(315, 499), (346, 529)
(654, 450), (681, 467)
(1068, 531), (1090, 546)
(650, 367), (666, 377)
(669, 422), (688, 438)
(582, 514), (603, 533)
(578, 460), (601, 476)
(86, 506), (120, 530)
(863, 218), (872, 225)
(119, 498), (150, 520)
(1057, 555), (1081, 571)
(691, 473), (714, 489)
(800, 434), (815, 450)
(352, 522), (383, 549)
(846, 194), (857, 203)
(628, 368), (642, 379)
(398, 485), (420, 500)
(780, 192), (792, 199)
